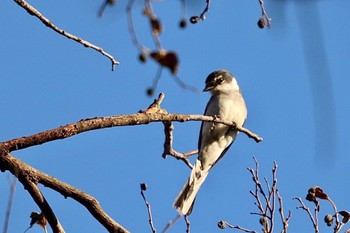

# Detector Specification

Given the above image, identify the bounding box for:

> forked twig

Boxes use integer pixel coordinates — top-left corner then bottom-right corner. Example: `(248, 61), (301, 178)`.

(293, 197), (319, 233)
(13, 0), (119, 70)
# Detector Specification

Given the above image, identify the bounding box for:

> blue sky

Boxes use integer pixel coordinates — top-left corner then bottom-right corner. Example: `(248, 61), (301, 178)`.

(1, 0), (350, 232)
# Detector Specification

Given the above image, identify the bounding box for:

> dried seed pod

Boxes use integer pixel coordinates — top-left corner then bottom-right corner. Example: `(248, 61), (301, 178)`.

(150, 18), (162, 35)
(190, 16), (200, 24)
(140, 183), (148, 191)
(258, 17), (265, 29)
(259, 216), (268, 227)
(217, 220), (227, 229)
(324, 214), (334, 226)
(150, 51), (179, 74)
(146, 88), (154, 97)
(179, 19), (187, 29)
(139, 53), (147, 63)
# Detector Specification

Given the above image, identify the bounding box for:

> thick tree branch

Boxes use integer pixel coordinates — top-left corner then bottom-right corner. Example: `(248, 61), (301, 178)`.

(0, 153), (129, 233)
(0, 93), (261, 232)
(0, 113), (262, 155)
(3, 153), (65, 233)
(13, 0), (119, 70)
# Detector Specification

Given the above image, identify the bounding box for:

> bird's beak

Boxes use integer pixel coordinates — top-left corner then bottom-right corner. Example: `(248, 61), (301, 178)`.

(203, 85), (213, 92)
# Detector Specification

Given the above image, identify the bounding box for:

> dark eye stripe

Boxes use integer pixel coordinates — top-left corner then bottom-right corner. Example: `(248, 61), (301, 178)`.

(213, 76), (224, 85)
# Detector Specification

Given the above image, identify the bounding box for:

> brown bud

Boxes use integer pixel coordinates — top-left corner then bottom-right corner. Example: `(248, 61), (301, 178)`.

(257, 17), (265, 29)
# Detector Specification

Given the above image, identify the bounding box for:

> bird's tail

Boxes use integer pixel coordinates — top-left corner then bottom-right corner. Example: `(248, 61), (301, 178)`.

(173, 160), (210, 215)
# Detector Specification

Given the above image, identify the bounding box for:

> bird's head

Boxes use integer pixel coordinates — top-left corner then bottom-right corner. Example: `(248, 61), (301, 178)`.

(203, 70), (240, 95)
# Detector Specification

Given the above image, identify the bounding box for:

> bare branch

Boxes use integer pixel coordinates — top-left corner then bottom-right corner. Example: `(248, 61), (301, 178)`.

(293, 197), (319, 233)
(0, 93), (261, 233)
(17, 165), (65, 233)
(13, 0), (119, 70)
(184, 215), (190, 233)
(258, 0), (272, 28)
(126, 0), (150, 53)
(140, 183), (157, 233)
(0, 114), (261, 156)
(199, 0), (211, 20)
(0, 153), (129, 233)
(161, 214), (181, 233)
(162, 121), (194, 169)
(190, 0), (211, 23)
(217, 220), (258, 233)
(3, 176), (17, 233)
(277, 189), (291, 233)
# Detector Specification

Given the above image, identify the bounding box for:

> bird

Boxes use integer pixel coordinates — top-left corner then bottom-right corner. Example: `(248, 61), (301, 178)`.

(173, 69), (247, 216)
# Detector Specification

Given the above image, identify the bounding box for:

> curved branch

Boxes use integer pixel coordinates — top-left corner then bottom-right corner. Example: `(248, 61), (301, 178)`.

(0, 153), (129, 233)
(13, 0), (119, 70)
(1, 153), (65, 232)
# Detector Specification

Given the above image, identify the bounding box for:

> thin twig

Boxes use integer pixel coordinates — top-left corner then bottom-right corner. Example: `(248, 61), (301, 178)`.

(144, 0), (163, 50)
(180, 0), (186, 22)
(152, 67), (163, 91)
(184, 215), (190, 233)
(161, 214), (181, 233)
(173, 75), (198, 93)
(162, 121), (194, 169)
(258, 0), (272, 28)
(327, 197), (340, 227)
(248, 158), (266, 215)
(277, 189), (291, 233)
(293, 197), (319, 233)
(3, 176), (17, 233)
(13, 0), (119, 71)
(199, 0), (211, 20)
(140, 185), (157, 233)
(220, 220), (258, 233)
(126, 0), (150, 53)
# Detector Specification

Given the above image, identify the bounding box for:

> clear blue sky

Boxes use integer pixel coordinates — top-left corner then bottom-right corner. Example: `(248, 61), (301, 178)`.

(1, 0), (349, 232)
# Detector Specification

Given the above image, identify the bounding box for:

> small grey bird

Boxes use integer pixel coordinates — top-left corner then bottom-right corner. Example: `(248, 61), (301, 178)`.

(173, 70), (247, 215)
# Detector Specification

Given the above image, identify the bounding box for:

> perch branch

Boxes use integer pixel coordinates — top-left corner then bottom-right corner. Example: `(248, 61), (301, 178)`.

(0, 93), (261, 233)
(0, 113), (262, 155)
(13, 0), (119, 70)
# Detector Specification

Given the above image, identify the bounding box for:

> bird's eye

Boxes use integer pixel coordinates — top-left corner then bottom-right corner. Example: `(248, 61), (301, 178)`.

(214, 76), (224, 85)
